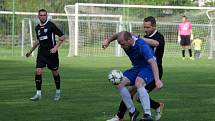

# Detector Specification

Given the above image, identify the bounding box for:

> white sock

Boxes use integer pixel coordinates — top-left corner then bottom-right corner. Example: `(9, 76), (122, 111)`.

(118, 87), (135, 113)
(56, 89), (61, 94)
(36, 90), (41, 95)
(156, 107), (161, 113)
(137, 87), (151, 116)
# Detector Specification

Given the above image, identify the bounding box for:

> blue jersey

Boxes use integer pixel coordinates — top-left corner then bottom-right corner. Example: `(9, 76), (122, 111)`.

(124, 37), (156, 68)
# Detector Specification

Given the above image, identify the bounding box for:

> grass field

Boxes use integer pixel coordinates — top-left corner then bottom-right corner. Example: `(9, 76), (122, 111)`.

(0, 56), (215, 121)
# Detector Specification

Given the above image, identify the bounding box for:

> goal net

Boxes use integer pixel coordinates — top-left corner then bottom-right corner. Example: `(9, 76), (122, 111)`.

(65, 5), (123, 57)
(206, 10), (215, 58)
(65, 3), (215, 57)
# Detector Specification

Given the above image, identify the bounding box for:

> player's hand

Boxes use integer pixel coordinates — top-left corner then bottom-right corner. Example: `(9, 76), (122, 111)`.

(177, 36), (181, 43)
(26, 52), (31, 57)
(102, 38), (110, 49)
(50, 47), (57, 53)
(155, 79), (163, 89)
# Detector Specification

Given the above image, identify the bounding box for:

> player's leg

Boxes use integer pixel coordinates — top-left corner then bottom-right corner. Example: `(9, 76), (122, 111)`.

(180, 36), (186, 60)
(186, 36), (194, 59)
(30, 68), (43, 101)
(135, 77), (153, 121)
(107, 87), (137, 121)
(30, 56), (46, 101)
(119, 68), (139, 121)
(51, 70), (61, 101)
(47, 53), (61, 101)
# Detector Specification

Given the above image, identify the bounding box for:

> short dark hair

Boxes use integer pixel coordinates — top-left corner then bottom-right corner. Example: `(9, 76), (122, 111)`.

(144, 16), (156, 27)
(182, 15), (187, 19)
(38, 9), (47, 14)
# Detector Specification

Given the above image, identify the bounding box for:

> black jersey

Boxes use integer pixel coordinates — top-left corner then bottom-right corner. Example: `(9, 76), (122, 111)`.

(144, 30), (165, 66)
(35, 21), (64, 55)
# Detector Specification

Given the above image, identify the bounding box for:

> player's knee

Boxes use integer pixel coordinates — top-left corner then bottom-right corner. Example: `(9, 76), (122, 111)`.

(135, 79), (145, 88)
(128, 86), (137, 95)
(35, 68), (42, 75)
(52, 70), (59, 76)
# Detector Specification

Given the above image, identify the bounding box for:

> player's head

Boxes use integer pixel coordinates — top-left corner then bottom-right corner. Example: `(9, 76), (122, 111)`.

(117, 31), (133, 50)
(38, 9), (48, 24)
(143, 16), (156, 35)
(182, 15), (187, 22)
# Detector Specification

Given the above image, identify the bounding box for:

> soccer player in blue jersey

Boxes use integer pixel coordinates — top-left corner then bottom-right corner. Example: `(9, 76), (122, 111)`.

(26, 9), (65, 101)
(106, 16), (165, 121)
(103, 31), (163, 121)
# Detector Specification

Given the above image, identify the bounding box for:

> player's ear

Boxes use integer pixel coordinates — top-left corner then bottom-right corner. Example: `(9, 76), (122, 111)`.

(128, 38), (133, 43)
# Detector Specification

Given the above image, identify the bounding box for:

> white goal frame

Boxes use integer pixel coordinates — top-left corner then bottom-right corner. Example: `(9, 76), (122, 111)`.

(66, 3), (215, 57)
(206, 10), (215, 58)
(21, 18), (34, 56)
(64, 5), (123, 57)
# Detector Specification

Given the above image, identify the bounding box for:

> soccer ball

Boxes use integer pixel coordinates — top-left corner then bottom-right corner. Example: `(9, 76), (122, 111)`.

(108, 70), (123, 85)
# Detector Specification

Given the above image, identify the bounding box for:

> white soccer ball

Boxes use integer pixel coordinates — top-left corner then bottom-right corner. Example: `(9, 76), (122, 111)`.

(108, 70), (123, 85)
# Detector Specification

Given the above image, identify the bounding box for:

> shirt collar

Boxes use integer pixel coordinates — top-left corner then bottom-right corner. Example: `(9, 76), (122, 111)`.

(149, 30), (157, 37)
(40, 20), (49, 26)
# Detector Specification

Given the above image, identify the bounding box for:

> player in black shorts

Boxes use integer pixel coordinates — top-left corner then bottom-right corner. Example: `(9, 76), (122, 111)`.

(178, 16), (194, 60)
(106, 16), (165, 121)
(26, 9), (65, 101)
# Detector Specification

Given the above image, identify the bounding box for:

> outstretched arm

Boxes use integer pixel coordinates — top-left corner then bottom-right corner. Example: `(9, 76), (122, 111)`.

(143, 37), (159, 47)
(102, 33), (118, 49)
(130, 32), (159, 47)
(26, 40), (39, 57)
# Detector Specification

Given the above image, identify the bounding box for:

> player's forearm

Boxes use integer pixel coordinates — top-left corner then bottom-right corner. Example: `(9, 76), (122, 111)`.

(55, 36), (65, 49)
(148, 59), (160, 81)
(143, 38), (159, 47)
(108, 33), (118, 43)
(29, 41), (39, 53)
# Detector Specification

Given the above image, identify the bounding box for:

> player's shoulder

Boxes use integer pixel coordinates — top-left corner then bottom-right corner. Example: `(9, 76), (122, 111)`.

(156, 31), (164, 37)
(136, 39), (151, 50)
(46, 21), (54, 26)
(35, 24), (40, 29)
(136, 38), (147, 45)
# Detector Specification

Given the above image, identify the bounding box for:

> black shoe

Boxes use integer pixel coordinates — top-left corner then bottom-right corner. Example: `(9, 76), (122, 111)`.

(129, 109), (139, 121)
(139, 114), (153, 121)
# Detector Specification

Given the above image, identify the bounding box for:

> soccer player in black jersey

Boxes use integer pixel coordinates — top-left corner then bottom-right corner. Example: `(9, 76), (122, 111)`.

(26, 9), (65, 101)
(106, 16), (165, 121)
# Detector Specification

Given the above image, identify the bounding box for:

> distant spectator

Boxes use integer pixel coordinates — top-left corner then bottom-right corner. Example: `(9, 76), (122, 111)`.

(191, 37), (202, 59)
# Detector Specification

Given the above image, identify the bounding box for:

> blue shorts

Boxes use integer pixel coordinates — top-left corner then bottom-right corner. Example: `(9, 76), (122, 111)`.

(123, 66), (154, 86)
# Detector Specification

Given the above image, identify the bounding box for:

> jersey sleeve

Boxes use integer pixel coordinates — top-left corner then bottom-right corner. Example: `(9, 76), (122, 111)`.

(156, 35), (165, 47)
(140, 44), (155, 61)
(35, 26), (39, 40)
(51, 22), (64, 37)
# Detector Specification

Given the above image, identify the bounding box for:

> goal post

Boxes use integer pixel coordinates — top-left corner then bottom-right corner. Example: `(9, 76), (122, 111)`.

(21, 18), (34, 56)
(64, 5), (123, 57)
(65, 3), (215, 57)
(206, 10), (215, 59)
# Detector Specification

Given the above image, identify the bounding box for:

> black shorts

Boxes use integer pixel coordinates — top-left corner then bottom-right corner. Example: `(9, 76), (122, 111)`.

(36, 53), (59, 70)
(180, 35), (191, 46)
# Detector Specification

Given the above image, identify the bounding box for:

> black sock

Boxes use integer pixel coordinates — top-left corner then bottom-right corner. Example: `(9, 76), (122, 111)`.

(35, 75), (42, 90)
(150, 98), (160, 109)
(117, 100), (127, 119)
(54, 74), (61, 90)
(182, 50), (185, 57)
(188, 49), (192, 57)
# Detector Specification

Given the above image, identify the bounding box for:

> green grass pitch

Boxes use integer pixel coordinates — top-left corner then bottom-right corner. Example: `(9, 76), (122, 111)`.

(0, 56), (215, 121)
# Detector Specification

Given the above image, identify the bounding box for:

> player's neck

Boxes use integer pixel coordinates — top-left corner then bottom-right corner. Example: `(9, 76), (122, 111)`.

(40, 20), (48, 26)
